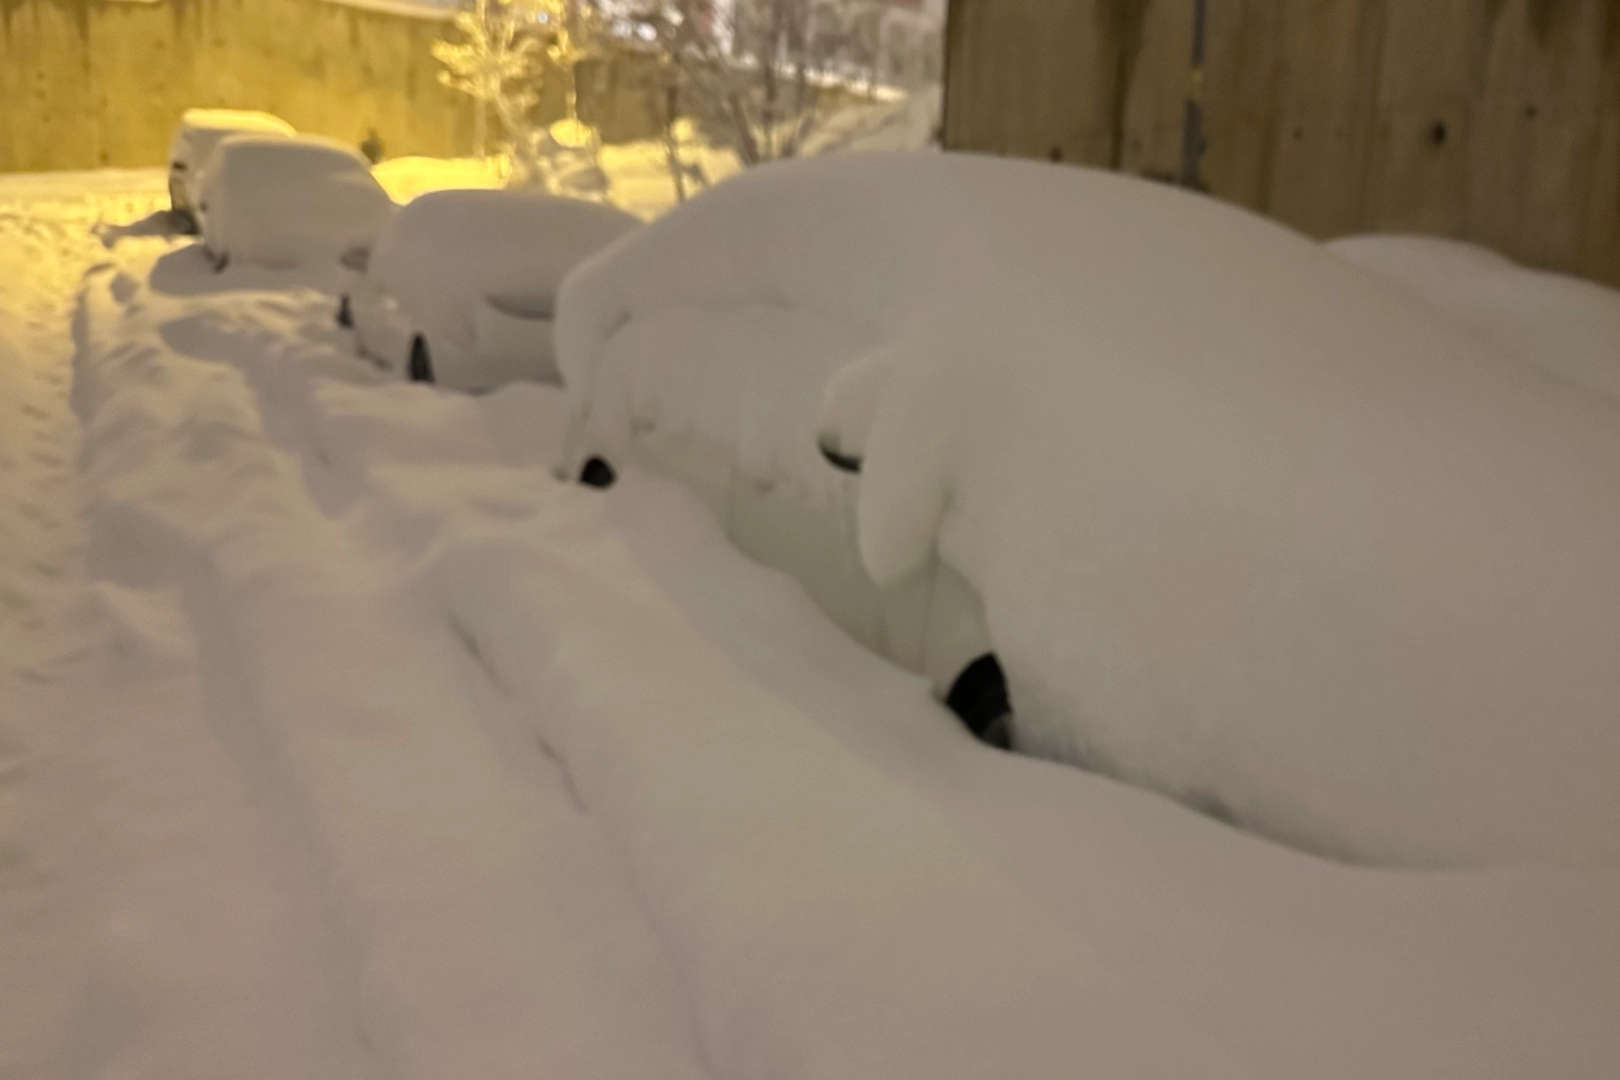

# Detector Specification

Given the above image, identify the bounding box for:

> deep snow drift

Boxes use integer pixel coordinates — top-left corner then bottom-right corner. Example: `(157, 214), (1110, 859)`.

(557, 152), (1620, 870)
(54, 216), (1620, 1080)
(7, 162), (1620, 1080)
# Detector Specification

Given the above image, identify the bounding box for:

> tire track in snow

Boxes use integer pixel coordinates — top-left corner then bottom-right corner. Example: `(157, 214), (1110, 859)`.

(3, 189), (380, 1080)
(77, 260), (712, 1080)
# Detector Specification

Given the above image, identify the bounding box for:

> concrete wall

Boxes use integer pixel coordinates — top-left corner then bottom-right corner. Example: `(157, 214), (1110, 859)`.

(0, 0), (479, 172)
(0, 0), (664, 174)
(943, 0), (1620, 287)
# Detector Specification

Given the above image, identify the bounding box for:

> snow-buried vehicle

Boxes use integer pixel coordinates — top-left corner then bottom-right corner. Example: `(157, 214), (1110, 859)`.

(167, 109), (295, 233)
(199, 134), (395, 274)
(556, 152), (1620, 870)
(343, 189), (641, 392)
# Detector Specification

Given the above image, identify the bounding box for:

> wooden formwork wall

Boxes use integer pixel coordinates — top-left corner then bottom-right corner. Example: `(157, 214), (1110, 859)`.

(943, 0), (1620, 287)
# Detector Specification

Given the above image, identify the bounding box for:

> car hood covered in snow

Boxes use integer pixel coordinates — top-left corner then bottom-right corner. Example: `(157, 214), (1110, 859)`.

(557, 152), (1620, 871)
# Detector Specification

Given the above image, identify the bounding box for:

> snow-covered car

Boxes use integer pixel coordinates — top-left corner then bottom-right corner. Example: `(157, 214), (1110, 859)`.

(167, 109), (295, 232)
(340, 189), (640, 391)
(559, 152), (1620, 872)
(198, 134), (395, 272)
(1328, 234), (1620, 404)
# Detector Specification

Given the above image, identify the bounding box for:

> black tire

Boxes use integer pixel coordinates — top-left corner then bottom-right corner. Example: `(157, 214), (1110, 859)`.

(578, 457), (617, 490)
(336, 294), (353, 329)
(408, 335), (435, 384)
(946, 654), (1013, 750)
(818, 441), (863, 474)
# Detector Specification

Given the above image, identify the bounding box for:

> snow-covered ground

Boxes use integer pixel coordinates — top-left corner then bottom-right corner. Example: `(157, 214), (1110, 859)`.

(3, 167), (1619, 1079)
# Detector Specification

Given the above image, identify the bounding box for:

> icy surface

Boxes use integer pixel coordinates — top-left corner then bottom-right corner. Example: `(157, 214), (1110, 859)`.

(562, 153), (1620, 870)
(200, 135), (396, 272)
(1329, 234), (1620, 403)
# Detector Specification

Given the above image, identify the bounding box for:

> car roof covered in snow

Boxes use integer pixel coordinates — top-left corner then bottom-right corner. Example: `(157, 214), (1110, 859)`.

(377, 189), (639, 294)
(201, 134), (394, 270)
(177, 109), (297, 138)
(371, 189), (641, 349)
(210, 133), (372, 176)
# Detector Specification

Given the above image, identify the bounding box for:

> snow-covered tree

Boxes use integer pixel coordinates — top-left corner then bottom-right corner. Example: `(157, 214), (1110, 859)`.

(712, 0), (842, 165)
(634, 0), (941, 187)
(434, 0), (610, 196)
(633, 0), (857, 170)
(432, 0), (545, 158)
(632, 1), (716, 202)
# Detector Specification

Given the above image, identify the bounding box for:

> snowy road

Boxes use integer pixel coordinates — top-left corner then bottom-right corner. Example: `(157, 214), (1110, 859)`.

(1, 180), (709, 1077)
(0, 179), (397, 1079)
(0, 177), (175, 1076)
(4, 175), (1619, 1080)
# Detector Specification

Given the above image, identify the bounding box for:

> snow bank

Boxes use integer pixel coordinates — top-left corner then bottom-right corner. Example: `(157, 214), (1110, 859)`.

(68, 230), (1620, 1080)
(1329, 234), (1620, 403)
(441, 524), (1251, 1080)
(593, 470), (1620, 1080)
(201, 135), (395, 271)
(559, 152), (1620, 869)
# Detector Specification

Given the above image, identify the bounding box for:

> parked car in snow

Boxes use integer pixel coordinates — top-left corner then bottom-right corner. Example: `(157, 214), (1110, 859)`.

(198, 134), (395, 273)
(555, 166), (1004, 742)
(557, 152), (1620, 871)
(167, 109), (295, 232)
(1328, 234), (1620, 404)
(340, 189), (640, 391)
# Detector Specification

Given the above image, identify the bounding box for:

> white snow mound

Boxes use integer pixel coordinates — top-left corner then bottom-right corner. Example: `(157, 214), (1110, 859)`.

(1329, 233), (1620, 403)
(557, 152), (1620, 870)
(372, 188), (641, 361)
